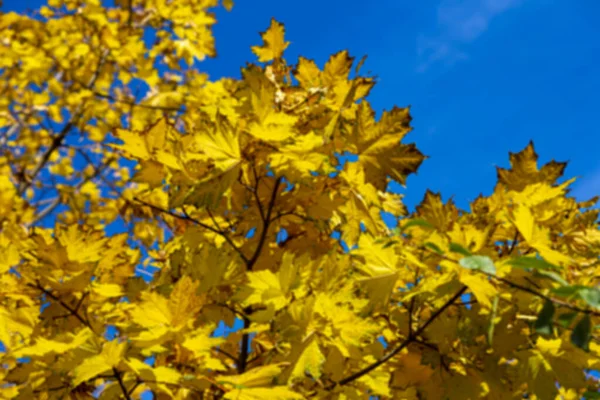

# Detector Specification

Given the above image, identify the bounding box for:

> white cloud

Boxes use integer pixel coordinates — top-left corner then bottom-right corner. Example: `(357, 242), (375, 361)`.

(417, 0), (523, 72)
(416, 36), (468, 73)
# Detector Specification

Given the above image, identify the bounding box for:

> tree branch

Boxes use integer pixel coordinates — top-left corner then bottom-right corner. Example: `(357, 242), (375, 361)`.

(17, 121), (74, 196)
(421, 243), (600, 317)
(30, 283), (91, 329)
(246, 176), (282, 271)
(112, 367), (132, 400)
(237, 177), (283, 373)
(492, 273), (600, 317)
(133, 198), (249, 264)
(329, 286), (467, 389)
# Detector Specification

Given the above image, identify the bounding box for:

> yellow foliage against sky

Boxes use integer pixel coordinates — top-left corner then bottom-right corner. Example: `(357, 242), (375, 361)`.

(0, 1), (600, 399)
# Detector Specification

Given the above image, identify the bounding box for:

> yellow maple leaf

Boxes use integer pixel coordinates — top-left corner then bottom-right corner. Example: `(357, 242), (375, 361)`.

(130, 292), (172, 328)
(290, 336), (325, 382)
(127, 358), (182, 385)
(72, 339), (128, 386)
(224, 387), (304, 400)
(459, 273), (497, 308)
(57, 225), (107, 264)
(168, 275), (204, 328)
(112, 118), (170, 161)
(496, 141), (567, 191)
(358, 366), (391, 397)
(13, 328), (92, 358)
(249, 111), (298, 142)
(0, 235), (20, 275)
(182, 325), (225, 358)
(512, 205), (572, 266)
(91, 282), (124, 298)
(251, 19), (289, 62)
(243, 269), (287, 311)
(218, 364), (287, 388)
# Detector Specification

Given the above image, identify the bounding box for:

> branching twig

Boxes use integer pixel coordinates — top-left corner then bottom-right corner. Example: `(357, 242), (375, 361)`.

(492, 273), (600, 317)
(328, 286), (467, 389)
(236, 177), (283, 373)
(30, 283), (91, 329)
(246, 177), (282, 271)
(112, 368), (132, 400)
(133, 199), (249, 263)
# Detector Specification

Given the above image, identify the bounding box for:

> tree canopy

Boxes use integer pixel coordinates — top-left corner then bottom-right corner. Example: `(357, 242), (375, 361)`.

(1, 1), (600, 399)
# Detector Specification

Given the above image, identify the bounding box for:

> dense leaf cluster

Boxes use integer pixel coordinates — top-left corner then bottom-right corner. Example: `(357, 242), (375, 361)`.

(1, 1), (599, 399)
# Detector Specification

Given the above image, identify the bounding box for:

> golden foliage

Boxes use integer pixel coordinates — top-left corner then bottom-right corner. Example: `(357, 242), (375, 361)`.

(0, 1), (599, 399)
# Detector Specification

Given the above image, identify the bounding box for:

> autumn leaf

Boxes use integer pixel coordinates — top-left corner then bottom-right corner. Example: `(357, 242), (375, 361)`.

(251, 18), (290, 62)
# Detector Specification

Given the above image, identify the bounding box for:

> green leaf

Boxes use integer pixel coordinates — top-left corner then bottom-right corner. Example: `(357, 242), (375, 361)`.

(536, 270), (569, 287)
(401, 219), (434, 231)
(552, 285), (584, 298)
(534, 300), (555, 335)
(571, 314), (591, 351)
(449, 243), (472, 257)
(579, 288), (600, 309)
(487, 295), (499, 346)
(551, 286), (600, 310)
(506, 256), (559, 271)
(582, 391), (600, 399)
(459, 255), (496, 276)
(424, 242), (443, 255)
(557, 312), (578, 328)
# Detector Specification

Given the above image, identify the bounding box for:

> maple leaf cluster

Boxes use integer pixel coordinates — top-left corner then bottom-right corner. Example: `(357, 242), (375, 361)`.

(1, 1), (600, 399)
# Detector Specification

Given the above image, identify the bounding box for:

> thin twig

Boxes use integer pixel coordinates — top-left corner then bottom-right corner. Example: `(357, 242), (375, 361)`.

(30, 283), (91, 328)
(492, 273), (600, 316)
(328, 286), (467, 389)
(246, 177), (282, 271)
(215, 348), (238, 363)
(112, 367), (132, 400)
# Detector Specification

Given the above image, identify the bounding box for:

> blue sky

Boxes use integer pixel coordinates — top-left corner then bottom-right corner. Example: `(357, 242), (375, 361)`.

(195, 0), (600, 211)
(5, 0), (600, 211)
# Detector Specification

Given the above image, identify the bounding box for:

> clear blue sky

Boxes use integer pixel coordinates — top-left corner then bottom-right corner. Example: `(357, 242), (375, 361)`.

(5, 0), (600, 211)
(202, 0), (600, 211)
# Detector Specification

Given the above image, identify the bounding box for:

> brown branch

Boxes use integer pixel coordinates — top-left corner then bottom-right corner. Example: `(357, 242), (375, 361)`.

(236, 177), (283, 373)
(127, 0), (134, 28)
(26, 157), (115, 227)
(408, 296), (415, 337)
(17, 121), (74, 195)
(215, 347), (238, 364)
(113, 367), (132, 400)
(507, 230), (519, 256)
(250, 165), (265, 221)
(492, 273), (600, 317)
(17, 50), (108, 196)
(329, 286), (467, 389)
(127, 380), (142, 397)
(30, 283), (91, 329)
(421, 244), (600, 317)
(237, 318), (251, 374)
(246, 176), (282, 271)
(134, 199), (248, 263)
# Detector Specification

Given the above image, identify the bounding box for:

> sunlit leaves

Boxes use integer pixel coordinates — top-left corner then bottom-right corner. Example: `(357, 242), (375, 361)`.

(1, 2), (600, 399)
(72, 339), (127, 386)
